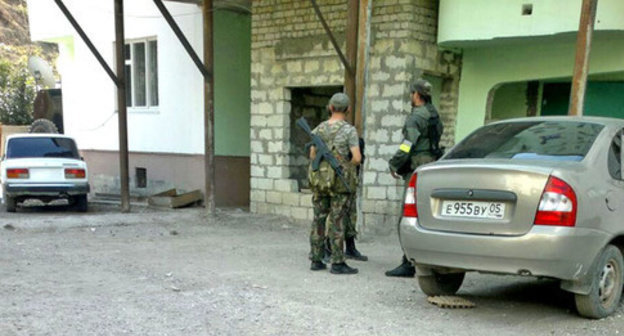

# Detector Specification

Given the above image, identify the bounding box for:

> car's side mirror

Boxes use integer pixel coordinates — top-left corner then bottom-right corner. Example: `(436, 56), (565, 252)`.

(81, 156), (85, 161)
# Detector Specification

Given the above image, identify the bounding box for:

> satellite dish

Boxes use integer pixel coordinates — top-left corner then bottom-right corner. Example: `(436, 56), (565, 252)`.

(27, 56), (56, 89)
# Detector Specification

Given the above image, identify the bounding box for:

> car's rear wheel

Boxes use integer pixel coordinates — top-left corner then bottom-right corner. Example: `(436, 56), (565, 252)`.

(4, 195), (16, 212)
(417, 271), (465, 296)
(74, 195), (88, 212)
(575, 244), (624, 319)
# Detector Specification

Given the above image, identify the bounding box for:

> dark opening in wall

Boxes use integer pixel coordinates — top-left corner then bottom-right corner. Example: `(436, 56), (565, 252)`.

(288, 85), (343, 191)
(522, 4), (533, 15)
(135, 167), (147, 188)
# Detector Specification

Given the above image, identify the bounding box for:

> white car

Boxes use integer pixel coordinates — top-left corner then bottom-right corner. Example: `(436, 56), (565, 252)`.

(1, 134), (89, 212)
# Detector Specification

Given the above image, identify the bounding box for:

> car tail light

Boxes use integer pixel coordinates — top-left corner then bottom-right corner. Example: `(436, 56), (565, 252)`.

(65, 168), (86, 179)
(534, 176), (577, 227)
(6, 168), (29, 179)
(403, 173), (418, 218)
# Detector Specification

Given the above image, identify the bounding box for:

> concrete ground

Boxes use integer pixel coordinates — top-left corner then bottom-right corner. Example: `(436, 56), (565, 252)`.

(1, 204), (623, 336)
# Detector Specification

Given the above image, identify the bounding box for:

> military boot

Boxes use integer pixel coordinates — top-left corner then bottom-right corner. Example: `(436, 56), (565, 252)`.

(330, 262), (358, 275)
(310, 261), (327, 271)
(384, 255), (415, 277)
(345, 236), (368, 261)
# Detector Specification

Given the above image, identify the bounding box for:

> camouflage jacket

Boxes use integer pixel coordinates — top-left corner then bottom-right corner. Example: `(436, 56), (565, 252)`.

(312, 119), (359, 161)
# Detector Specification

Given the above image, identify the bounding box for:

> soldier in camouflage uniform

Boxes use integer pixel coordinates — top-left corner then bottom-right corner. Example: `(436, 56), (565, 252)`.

(344, 137), (368, 261)
(385, 78), (443, 277)
(309, 93), (361, 275)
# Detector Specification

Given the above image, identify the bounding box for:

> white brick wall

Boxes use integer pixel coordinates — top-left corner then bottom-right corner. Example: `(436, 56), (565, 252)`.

(249, 0), (462, 234)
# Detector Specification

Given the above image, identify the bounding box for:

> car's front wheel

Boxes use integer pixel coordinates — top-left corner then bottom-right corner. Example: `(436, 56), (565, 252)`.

(4, 195), (16, 213)
(575, 244), (624, 319)
(74, 195), (88, 212)
(417, 270), (465, 296)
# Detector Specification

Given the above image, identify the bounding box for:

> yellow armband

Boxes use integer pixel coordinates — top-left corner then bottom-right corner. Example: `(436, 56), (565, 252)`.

(399, 140), (413, 153)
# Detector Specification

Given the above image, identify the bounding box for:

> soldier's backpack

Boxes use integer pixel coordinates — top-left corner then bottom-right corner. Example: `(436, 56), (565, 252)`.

(308, 159), (335, 194)
(426, 104), (444, 159)
(307, 123), (346, 194)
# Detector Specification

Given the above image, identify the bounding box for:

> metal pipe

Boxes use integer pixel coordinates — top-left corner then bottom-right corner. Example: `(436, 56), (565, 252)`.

(114, 0), (131, 212)
(354, 0), (370, 135)
(344, 0), (358, 126)
(53, 0), (119, 86)
(568, 0), (599, 116)
(153, 0), (213, 80)
(309, 0), (354, 76)
(203, 0), (216, 214)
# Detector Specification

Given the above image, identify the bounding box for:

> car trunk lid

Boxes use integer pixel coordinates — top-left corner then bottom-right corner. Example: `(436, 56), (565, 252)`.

(416, 160), (554, 236)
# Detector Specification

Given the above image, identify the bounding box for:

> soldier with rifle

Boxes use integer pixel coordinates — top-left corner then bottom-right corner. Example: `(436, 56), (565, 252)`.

(298, 93), (361, 275)
(344, 137), (368, 261)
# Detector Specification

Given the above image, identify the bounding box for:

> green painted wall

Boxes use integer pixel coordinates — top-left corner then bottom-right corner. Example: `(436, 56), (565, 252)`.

(490, 82), (528, 122)
(455, 35), (624, 142)
(214, 11), (251, 157)
(541, 81), (624, 118)
(439, 0), (624, 47)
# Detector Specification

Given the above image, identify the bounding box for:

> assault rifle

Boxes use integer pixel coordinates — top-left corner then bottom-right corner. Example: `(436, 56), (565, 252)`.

(296, 117), (351, 193)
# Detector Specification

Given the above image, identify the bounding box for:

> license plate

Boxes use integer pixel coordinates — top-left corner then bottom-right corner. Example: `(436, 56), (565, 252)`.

(441, 200), (505, 219)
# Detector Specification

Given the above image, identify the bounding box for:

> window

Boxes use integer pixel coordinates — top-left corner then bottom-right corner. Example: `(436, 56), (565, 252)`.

(445, 121), (604, 162)
(135, 167), (147, 188)
(522, 4), (533, 16)
(124, 38), (158, 108)
(7, 137), (80, 159)
(608, 130), (623, 180)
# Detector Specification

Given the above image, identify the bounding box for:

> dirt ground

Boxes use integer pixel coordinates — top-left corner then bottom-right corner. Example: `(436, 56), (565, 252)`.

(1, 204), (624, 336)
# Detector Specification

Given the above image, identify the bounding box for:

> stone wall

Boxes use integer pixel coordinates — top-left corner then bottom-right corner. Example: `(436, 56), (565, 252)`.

(359, 0), (461, 235)
(250, 0), (349, 221)
(250, 0), (462, 233)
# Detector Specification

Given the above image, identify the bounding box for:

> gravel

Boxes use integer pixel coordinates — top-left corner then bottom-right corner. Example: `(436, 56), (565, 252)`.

(1, 204), (623, 335)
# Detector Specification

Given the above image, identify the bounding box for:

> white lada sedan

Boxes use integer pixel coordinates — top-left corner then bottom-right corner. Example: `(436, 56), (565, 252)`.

(399, 117), (624, 319)
(1, 134), (89, 212)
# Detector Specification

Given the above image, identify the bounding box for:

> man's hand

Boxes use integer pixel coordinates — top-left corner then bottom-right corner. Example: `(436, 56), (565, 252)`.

(391, 170), (400, 179)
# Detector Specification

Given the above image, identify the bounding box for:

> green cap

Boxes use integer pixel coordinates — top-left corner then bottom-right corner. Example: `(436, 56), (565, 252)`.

(410, 78), (432, 97)
(329, 92), (350, 112)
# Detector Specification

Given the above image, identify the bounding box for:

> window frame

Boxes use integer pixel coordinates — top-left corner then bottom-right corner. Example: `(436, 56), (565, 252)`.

(123, 37), (158, 112)
(608, 129), (624, 180)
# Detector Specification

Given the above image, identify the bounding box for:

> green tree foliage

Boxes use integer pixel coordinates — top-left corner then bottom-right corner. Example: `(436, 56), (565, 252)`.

(0, 0), (56, 126)
(0, 59), (35, 125)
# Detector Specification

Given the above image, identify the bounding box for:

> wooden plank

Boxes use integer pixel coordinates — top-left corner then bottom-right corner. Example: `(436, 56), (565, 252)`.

(171, 190), (203, 208)
(148, 189), (204, 208)
(152, 188), (178, 197)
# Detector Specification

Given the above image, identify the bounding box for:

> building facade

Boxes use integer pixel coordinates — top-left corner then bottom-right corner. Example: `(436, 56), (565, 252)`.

(439, 0), (624, 141)
(27, 0), (252, 206)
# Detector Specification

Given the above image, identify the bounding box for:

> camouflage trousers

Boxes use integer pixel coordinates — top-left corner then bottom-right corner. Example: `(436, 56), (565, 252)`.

(310, 192), (350, 264)
(344, 193), (357, 239)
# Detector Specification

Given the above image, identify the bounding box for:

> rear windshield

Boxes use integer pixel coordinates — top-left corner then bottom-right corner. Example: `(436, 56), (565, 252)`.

(6, 137), (80, 159)
(445, 121), (604, 161)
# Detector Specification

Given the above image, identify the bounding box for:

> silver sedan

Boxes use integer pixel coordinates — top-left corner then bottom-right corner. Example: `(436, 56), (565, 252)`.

(399, 116), (624, 319)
